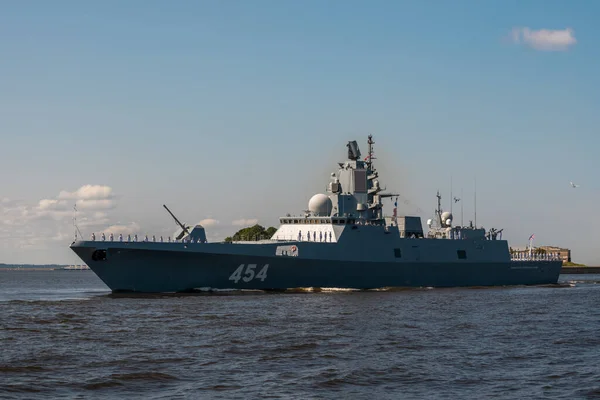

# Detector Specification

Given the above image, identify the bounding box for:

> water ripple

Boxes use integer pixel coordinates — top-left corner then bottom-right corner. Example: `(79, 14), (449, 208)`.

(0, 271), (599, 399)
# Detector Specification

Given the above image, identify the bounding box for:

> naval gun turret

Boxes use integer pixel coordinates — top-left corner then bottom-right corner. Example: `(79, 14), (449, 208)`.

(163, 204), (207, 242)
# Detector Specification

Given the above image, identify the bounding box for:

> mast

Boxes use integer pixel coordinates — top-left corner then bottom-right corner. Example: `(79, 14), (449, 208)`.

(474, 177), (477, 228)
(460, 188), (464, 226)
(73, 203), (83, 241)
(436, 191), (442, 225)
(73, 203), (77, 241)
(450, 176), (453, 214)
(366, 134), (374, 170)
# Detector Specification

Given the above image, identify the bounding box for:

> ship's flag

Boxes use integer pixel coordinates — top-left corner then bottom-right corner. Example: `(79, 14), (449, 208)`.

(393, 199), (397, 217)
(364, 154), (371, 161)
(529, 234), (535, 241)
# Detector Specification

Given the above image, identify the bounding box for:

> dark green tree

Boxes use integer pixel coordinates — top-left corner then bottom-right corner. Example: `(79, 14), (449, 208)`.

(224, 224), (277, 242)
(265, 227), (277, 237)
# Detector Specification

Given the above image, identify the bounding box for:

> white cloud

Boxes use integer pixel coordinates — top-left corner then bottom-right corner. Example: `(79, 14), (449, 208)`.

(0, 184), (126, 255)
(30, 210), (72, 221)
(76, 199), (116, 210)
(1, 201), (28, 224)
(78, 212), (110, 228)
(58, 184), (114, 200)
(51, 231), (73, 242)
(198, 218), (220, 228)
(100, 222), (141, 235)
(38, 199), (69, 210)
(511, 27), (576, 51)
(34, 185), (116, 218)
(57, 185), (116, 211)
(232, 218), (259, 227)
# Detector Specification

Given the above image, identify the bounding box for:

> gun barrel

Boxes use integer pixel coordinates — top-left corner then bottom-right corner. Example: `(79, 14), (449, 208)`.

(163, 204), (190, 235)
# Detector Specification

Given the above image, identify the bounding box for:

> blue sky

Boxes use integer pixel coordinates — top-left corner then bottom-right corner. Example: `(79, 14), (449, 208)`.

(1, 0), (598, 264)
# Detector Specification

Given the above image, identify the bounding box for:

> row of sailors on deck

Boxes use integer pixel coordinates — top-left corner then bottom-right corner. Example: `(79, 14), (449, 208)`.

(511, 253), (562, 261)
(298, 230), (333, 242)
(91, 233), (206, 243)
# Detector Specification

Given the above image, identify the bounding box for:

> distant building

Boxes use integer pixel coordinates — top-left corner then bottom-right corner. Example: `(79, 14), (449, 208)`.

(539, 246), (571, 263)
(510, 246), (571, 263)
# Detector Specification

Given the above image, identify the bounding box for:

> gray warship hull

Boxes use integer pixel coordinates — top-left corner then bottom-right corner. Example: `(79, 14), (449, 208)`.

(70, 135), (563, 293)
(70, 240), (562, 293)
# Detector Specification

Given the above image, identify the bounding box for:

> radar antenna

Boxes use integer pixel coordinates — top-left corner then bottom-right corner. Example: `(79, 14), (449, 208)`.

(347, 140), (361, 160)
(163, 204), (191, 236)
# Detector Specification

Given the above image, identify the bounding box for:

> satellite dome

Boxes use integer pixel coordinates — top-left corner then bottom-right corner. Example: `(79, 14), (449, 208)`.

(308, 194), (333, 216)
(441, 211), (453, 226)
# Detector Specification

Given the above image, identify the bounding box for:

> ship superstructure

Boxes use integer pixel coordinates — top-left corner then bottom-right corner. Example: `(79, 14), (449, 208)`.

(70, 135), (562, 292)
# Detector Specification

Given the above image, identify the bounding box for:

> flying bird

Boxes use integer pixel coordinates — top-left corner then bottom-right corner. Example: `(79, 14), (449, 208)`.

(453, 197), (460, 203)
(570, 182), (579, 188)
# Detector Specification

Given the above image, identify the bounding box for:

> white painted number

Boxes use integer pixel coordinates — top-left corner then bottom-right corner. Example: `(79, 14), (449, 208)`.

(229, 264), (245, 283)
(242, 264), (256, 282)
(229, 264), (269, 283)
(256, 265), (269, 281)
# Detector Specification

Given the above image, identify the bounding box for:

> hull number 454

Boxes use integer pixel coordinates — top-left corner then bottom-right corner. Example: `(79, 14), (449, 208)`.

(229, 264), (269, 283)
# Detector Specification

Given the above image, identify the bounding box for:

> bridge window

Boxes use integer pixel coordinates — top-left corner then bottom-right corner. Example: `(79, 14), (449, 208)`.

(457, 250), (467, 259)
(394, 248), (402, 258)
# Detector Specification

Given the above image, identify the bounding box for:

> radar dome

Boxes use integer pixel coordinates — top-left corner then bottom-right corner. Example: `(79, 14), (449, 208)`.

(441, 211), (453, 226)
(308, 194), (332, 216)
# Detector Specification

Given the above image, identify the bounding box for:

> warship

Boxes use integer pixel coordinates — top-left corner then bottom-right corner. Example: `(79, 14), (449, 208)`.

(70, 135), (562, 292)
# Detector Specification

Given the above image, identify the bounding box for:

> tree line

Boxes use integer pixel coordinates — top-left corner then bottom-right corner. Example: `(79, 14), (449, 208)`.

(224, 224), (277, 242)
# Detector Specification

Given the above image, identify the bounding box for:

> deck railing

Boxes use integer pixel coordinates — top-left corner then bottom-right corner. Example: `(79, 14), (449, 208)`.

(88, 233), (206, 243)
(510, 254), (562, 261)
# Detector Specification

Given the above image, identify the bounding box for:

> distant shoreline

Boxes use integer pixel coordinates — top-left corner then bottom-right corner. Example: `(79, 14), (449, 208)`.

(0, 265), (87, 271)
(0, 267), (61, 271)
(561, 266), (600, 274)
(0, 263), (67, 269)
